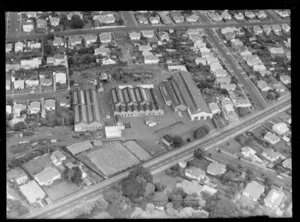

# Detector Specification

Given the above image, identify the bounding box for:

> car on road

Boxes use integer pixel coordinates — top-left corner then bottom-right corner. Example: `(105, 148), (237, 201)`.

(276, 175), (283, 179)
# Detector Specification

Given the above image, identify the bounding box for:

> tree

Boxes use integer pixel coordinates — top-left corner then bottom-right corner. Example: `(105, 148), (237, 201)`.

(173, 136), (184, 148)
(154, 182), (166, 192)
(264, 177), (273, 187)
(227, 164), (237, 172)
(70, 15), (84, 29)
(144, 182), (155, 197)
(64, 166), (82, 185)
(44, 44), (53, 56)
(194, 148), (205, 160)
(13, 122), (27, 131)
(193, 126), (210, 139)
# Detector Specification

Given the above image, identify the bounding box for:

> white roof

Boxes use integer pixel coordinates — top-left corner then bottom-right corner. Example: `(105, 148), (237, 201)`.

(19, 180), (46, 203)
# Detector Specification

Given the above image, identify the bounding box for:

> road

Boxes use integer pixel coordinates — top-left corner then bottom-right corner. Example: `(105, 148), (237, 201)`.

(6, 89), (69, 101)
(204, 28), (268, 110)
(6, 14), (289, 42)
(24, 96), (290, 218)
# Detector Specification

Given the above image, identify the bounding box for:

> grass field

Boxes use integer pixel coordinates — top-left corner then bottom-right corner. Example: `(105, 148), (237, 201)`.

(122, 140), (151, 161)
(86, 142), (140, 177)
(22, 153), (53, 176)
(220, 139), (243, 154)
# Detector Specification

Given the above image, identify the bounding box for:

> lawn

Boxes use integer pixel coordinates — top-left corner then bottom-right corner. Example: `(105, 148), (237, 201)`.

(122, 140), (151, 161)
(153, 170), (184, 192)
(220, 139), (242, 154)
(43, 180), (81, 202)
(22, 153), (53, 176)
(86, 142), (140, 177)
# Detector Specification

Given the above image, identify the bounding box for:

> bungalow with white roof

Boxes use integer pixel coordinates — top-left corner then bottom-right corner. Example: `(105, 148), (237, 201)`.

(44, 99), (56, 111)
(53, 36), (65, 47)
(209, 102), (221, 115)
(215, 76), (231, 84)
(94, 46), (110, 56)
(34, 166), (61, 186)
(142, 30), (155, 38)
(84, 35), (98, 46)
(25, 79), (39, 88)
(102, 57), (116, 65)
(6, 104), (12, 114)
(28, 101), (41, 114)
(264, 132), (280, 145)
(51, 150), (66, 166)
(281, 24), (290, 33)
(186, 14), (199, 23)
(245, 11), (256, 19)
(272, 122), (289, 136)
(220, 83), (236, 91)
(280, 75), (291, 85)
(195, 57), (207, 66)
(129, 32), (141, 40)
(13, 103), (27, 117)
(243, 181), (265, 201)
(19, 181), (46, 207)
(53, 72), (67, 84)
(49, 16), (60, 26)
(262, 149), (282, 162)
(14, 41), (24, 52)
(269, 47), (285, 55)
(253, 26), (263, 35)
(6, 80), (11, 90)
(256, 10), (267, 19)
(149, 15), (160, 24)
(257, 80), (271, 92)
(207, 162), (226, 176)
(28, 41), (41, 50)
(234, 12), (245, 20)
(20, 57), (42, 69)
(6, 43), (13, 53)
(14, 80), (25, 90)
(185, 167), (206, 182)
(264, 188), (285, 210)
(23, 21), (34, 32)
(68, 36), (82, 47)
(144, 55), (159, 64)
(99, 32), (112, 43)
(282, 158), (291, 170)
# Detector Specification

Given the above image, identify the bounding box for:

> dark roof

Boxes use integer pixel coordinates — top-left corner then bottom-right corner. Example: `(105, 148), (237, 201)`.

(163, 135), (173, 143)
(159, 82), (172, 103)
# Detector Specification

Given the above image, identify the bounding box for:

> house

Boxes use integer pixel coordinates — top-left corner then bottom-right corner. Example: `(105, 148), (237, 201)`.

(51, 150), (66, 166)
(263, 148), (284, 162)
(83, 35), (97, 47)
(6, 104), (12, 114)
(245, 10), (256, 19)
(14, 41), (24, 52)
(256, 10), (267, 19)
(264, 188), (285, 210)
(272, 122), (289, 136)
(7, 167), (30, 185)
(275, 10), (290, 18)
(34, 166), (61, 186)
(99, 32), (111, 43)
(36, 19), (47, 29)
(25, 79), (39, 88)
(66, 141), (94, 156)
(257, 80), (271, 92)
(23, 21), (34, 32)
(262, 25), (272, 34)
(54, 54), (66, 66)
(202, 185), (218, 195)
(264, 132), (280, 145)
(234, 12), (245, 20)
(282, 158), (291, 169)
(171, 12), (185, 24)
(28, 101), (41, 114)
(214, 69), (228, 78)
(129, 32), (141, 40)
(53, 36), (65, 47)
(215, 76), (231, 84)
(253, 26), (263, 35)
(28, 41), (41, 50)
(6, 80), (11, 91)
(47, 57), (55, 65)
(49, 16), (60, 26)
(96, 14), (115, 24)
(94, 46), (110, 56)
(179, 161), (187, 168)
(142, 30), (155, 38)
(20, 57), (42, 69)
(44, 99), (56, 111)
(185, 167), (206, 182)
(207, 162), (226, 176)
(271, 24), (282, 34)
(6, 43), (13, 53)
(281, 24), (290, 32)
(221, 10), (232, 20)
(209, 102), (221, 115)
(13, 103), (26, 117)
(39, 77), (53, 87)
(68, 36), (82, 47)
(53, 72), (67, 84)
(144, 55), (159, 64)
(186, 14), (199, 23)
(136, 15), (148, 24)
(240, 146), (263, 163)
(220, 83), (236, 91)
(280, 75), (291, 85)
(14, 79), (25, 90)
(26, 12), (37, 18)
(195, 57), (207, 66)
(176, 180), (203, 197)
(102, 57), (116, 65)
(243, 181), (265, 201)
(149, 15), (160, 24)
(19, 181), (46, 207)
(67, 11), (83, 20)
(269, 47), (285, 54)
(161, 135), (173, 147)
(105, 126), (124, 138)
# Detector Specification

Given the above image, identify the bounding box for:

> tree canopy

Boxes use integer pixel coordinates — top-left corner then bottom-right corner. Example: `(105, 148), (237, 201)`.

(70, 15), (84, 29)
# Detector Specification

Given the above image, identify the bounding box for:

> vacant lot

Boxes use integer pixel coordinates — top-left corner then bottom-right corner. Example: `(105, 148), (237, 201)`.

(153, 171), (184, 192)
(43, 180), (81, 202)
(86, 142), (140, 177)
(220, 139), (242, 154)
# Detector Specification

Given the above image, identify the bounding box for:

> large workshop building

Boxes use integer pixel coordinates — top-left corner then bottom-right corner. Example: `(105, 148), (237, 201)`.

(159, 71), (213, 121)
(72, 87), (102, 132)
(110, 85), (164, 117)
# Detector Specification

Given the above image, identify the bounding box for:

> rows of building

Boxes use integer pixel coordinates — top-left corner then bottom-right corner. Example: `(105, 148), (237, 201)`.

(160, 71), (213, 121)
(110, 85), (164, 117)
(72, 87), (103, 132)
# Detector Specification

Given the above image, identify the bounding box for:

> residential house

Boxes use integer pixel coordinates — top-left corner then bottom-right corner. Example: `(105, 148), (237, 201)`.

(280, 75), (291, 85)
(269, 47), (284, 55)
(6, 43), (13, 53)
(129, 32), (141, 40)
(281, 24), (290, 32)
(34, 166), (61, 186)
(185, 167), (206, 182)
(7, 167), (29, 185)
(84, 35), (98, 46)
(243, 181), (265, 201)
(105, 126), (124, 138)
(23, 21), (34, 32)
(264, 188), (285, 210)
(66, 141), (94, 156)
(186, 14), (199, 23)
(36, 19), (47, 30)
(195, 57), (207, 66)
(51, 150), (66, 166)
(68, 36), (82, 47)
(176, 180), (203, 197)
(179, 161), (187, 168)
(256, 10), (267, 19)
(275, 10), (290, 18)
(245, 11), (256, 19)
(47, 57), (55, 65)
(144, 55), (159, 64)
(13, 103), (27, 117)
(221, 10), (232, 20)
(6, 80), (11, 91)
(53, 72), (67, 84)
(67, 11), (83, 20)
(96, 14), (115, 24)
(284, 38), (291, 49)
(220, 83), (236, 91)
(262, 149), (282, 162)
(221, 97), (239, 122)
(44, 99), (56, 111)
(14, 41), (24, 52)
(271, 24), (282, 34)
(142, 30), (155, 38)
(14, 80), (25, 90)
(214, 69), (228, 78)
(28, 41), (41, 50)
(234, 12), (245, 20)
(264, 132), (280, 145)
(241, 146), (263, 163)
(6, 105), (12, 114)
(215, 76), (231, 84)
(262, 25), (272, 35)
(102, 57), (116, 65)
(94, 46), (110, 56)
(25, 79), (39, 88)
(272, 122), (289, 136)
(161, 135), (173, 147)
(49, 16), (60, 26)
(39, 76), (53, 87)
(202, 185), (218, 195)
(282, 158), (291, 170)
(207, 162), (226, 176)
(209, 102), (221, 115)
(26, 12), (37, 18)
(149, 15), (160, 24)
(28, 101), (41, 114)
(20, 57), (42, 69)
(136, 15), (148, 24)
(253, 26), (263, 35)
(54, 54), (66, 66)
(170, 12), (185, 24)
(99, 32), (111, 43)
(53, 36), (65, 47)
(19, 181), (46, 207)
(257, 80), (271, 92)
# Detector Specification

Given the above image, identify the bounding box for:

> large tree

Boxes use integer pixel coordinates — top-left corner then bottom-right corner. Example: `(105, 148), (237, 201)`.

(13, 121), (27, 131)
(194, 148), (205, 160)
(173, 136), (184, 148)
(70, 15), (84, 29)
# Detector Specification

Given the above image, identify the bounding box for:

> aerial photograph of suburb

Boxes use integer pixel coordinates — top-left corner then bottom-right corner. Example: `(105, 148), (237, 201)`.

(6, 10), (291, 218)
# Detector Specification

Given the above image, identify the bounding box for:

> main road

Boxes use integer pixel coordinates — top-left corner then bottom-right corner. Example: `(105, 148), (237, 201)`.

(25, 96), (290, 219)
(6, 11), (289, 42)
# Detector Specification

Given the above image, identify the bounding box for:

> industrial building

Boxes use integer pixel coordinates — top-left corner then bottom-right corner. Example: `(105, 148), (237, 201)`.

(110, 85), (164, 117)
(72, 87), (102, 132)
(159, 71), (213, 121)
